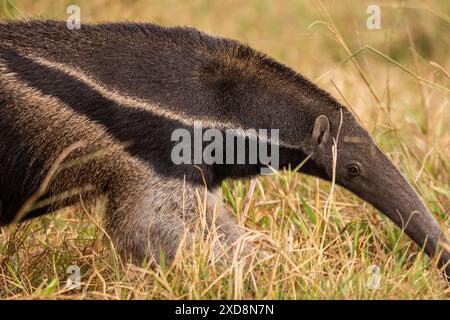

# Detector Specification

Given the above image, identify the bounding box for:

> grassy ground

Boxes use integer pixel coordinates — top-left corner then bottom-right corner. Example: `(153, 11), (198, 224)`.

(0, 0), (449, 299)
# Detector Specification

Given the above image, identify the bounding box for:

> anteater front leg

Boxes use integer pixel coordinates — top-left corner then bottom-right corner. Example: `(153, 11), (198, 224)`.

(103, 168), (248, 266)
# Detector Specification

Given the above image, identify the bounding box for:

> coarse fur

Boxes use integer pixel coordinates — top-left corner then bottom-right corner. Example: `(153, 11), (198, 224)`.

(0, 20), (448, 278)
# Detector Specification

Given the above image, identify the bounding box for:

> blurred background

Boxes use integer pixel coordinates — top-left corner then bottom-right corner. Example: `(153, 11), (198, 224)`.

(0, 0), (449, 298)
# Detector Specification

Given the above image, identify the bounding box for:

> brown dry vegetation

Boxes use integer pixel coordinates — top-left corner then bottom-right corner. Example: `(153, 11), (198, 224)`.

(0, 0), (449, 299)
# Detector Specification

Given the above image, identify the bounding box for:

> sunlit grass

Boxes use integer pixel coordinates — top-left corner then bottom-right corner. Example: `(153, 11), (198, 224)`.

(0, 0), (449, 299)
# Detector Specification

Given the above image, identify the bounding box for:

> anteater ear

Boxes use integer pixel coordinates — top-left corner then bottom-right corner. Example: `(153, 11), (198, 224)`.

(312, 115), (330, 146)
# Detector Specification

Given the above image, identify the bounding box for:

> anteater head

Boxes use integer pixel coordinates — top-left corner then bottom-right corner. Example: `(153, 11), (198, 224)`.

(209, 45), (449, 280)
(305, 106), (449, 281)
(200, 37), (449, 281)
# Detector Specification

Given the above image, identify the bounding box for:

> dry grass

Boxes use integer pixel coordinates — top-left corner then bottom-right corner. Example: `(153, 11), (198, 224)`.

(0, 0), (449, 299)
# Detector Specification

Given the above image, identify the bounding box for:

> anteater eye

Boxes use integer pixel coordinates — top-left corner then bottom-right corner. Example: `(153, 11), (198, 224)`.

(347, 164), (360, 177)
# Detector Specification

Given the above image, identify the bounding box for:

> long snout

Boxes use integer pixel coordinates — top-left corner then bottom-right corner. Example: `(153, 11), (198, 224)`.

(347, 154), (450, 281)
(374, 180), (450, 281)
